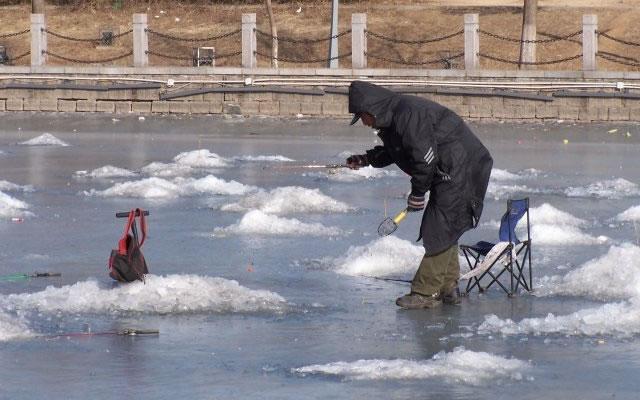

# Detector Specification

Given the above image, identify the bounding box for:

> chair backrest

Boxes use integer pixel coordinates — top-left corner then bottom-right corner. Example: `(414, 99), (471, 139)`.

(498, 198), (529, 244)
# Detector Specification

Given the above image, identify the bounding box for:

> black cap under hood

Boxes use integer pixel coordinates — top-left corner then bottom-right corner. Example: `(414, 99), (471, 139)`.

(348, 81), (399, 128)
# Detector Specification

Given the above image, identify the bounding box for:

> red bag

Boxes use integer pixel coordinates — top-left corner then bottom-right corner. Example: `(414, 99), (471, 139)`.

(108, 208), (148, 283)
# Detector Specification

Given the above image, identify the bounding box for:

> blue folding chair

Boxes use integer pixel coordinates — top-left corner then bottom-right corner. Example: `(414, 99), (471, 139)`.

(460, 198), (532, 296)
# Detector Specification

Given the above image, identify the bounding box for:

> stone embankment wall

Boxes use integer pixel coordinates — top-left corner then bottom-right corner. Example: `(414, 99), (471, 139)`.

(1, 69), (639, 122)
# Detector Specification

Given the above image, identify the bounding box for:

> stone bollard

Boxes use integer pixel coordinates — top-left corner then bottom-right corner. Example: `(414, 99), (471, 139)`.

(133, 13), (148, 67)
(30, 14), (47, 67)
(242, 13), (257, 68)
(464, 14), (479, 70)
(582, 15), (597, 71)
(351, 13), (367, 69)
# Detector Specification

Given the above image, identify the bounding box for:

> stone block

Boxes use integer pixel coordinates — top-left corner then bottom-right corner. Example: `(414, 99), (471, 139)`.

(35, 89), (61, 100)
(115, 102), (132, 114)
(224, 92), (241, 102)
(279, 101), (301, 115)
(203, 92), (224, 102)
(169, 102), (190, 114)
(209, 101), (223, 114)
(151, 101), (171, 113)
(6, 98), (23, 111)
(493, 106), (520, 119)
(251, 92), (273, 101)
(322, 102), (348, 115)
(513, 105), (536, 119)
(132, 89), (159, 101)
(109, 89), (133, 101)
(189, 102), (210, 114)
(589, 97), (622, 108)
(535, 104), (559, 119)
(223, 103), (241, 115)
(608, 107), (630, 121)
(300, 102), (322, 115)
(503, 98), (531, 107)
(23, 99), (40, 111)
(555, 97), (588, 109)
(0, 100), (5, 111)
(77, 100), (97, 112)
(558, 106), (580, 120)
(96, 101), (115, 113)
(132, 102), (152, 113)
(71, 90), (98, 100)
(239, 101), (260, 115)
(468, 104), (492, 119)
(437, 95), (464, 106)
(40, 99), (58, 112)
(578, 107), (607, 122)
(58, 100), (77, 112)
(259, 101), (279, 115)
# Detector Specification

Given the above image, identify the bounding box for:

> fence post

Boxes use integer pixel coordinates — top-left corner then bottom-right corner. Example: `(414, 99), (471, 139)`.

(242, 13), (257, 68)
(582, 14), (597, 71)
(351, 13), (367, 69)
(133, 13), (148, 67)
(464, 14), (479, 70)
(30, 14), (46, 67)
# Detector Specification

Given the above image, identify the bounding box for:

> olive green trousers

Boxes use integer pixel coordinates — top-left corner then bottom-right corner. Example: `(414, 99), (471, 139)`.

(411, 244), (459, 296)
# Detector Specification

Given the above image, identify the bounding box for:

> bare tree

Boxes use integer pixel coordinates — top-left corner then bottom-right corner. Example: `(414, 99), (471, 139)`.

(32, 0), (45, 14)
(265, 0), (278, 68)
(519, 0), (537, 69)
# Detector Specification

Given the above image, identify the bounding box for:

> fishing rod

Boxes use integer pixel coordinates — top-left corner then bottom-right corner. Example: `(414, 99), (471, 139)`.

(266, 163), (349, 170)
(0, 272), (61, 281)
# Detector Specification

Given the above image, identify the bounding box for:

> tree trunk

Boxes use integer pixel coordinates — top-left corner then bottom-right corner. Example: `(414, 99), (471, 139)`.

(519, 0), (537, 69)
(265, 0), (278, 68)
(32, 0), (45, 14)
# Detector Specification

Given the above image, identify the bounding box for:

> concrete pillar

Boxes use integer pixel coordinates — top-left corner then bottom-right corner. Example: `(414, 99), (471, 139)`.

(242, 13), (257, 68)
(30, 14), (46, 67)
(351, 13), (367, 69)
(133, 13), (148, 67)
(582, 14), (597, 71)
(464, 14), (479, 70)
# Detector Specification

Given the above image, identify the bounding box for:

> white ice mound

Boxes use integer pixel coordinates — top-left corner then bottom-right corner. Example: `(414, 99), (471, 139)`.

(565, 178), (640, 199)
(141, 162), (196, 177)
(0, 191), (33, 218)
(221, 186), (352, 214)
(19, 133), (69, 147)
(293, 347), (529, 385)
(332, 236), (424, 277)
(535, 244), (640, 301)
(321, 166), (397, 182)
(486, 182), (537, 200)
(0, 180), (34, 192)
(83, 175), (255, 199)
(490, 168), (522, 181)
(616, 205), (640, 222)
(0, 275), (286, 314)
(529, 203), (586, 227)
(173, 149), (229, 168)
(232, 155), (294, 162)
(478, 300), (640, 337)
(530, 224), (607, 245)
(0, 311), (33, 342)
(215, 210), (343, 236)
(75, 165), (137, 178)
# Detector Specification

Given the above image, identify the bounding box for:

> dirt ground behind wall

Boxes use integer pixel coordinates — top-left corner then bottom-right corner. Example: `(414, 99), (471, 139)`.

(1, 0), (640, 70)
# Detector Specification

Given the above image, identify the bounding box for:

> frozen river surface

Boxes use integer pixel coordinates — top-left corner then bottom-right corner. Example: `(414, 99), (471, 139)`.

(1, 114), (640, 399)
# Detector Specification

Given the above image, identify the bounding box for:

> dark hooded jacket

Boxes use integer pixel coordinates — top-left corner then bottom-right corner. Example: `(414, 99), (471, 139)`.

(349, 81), (493, 256)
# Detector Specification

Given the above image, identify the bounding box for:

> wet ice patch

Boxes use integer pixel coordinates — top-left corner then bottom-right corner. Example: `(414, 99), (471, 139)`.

(75, 165), (137, 179)
(0, 311), (33, 341)
(565, 178), (640, 199)
(331, 236), (424, 277)
(616, 205), (640, 222)
(173, 149), (229, 168)
(293, 347), (529, 385)
(19, 133), (69, 147)
(83, 175), (255, 199)
(479, 300), (640, 338)
(0, 275), (286, 314)
(0, 180), (34, 192)
(0, 191), (33, 218)
(214, 210), (343, 236)
(220, 186), (352, 214)
(535, 244), (640, 301)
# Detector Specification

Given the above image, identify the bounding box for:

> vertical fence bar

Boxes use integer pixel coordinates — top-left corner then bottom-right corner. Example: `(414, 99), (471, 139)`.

(328, 0), (339, 68)
(133, 13), (148, 67)
(351, 13), (366, 69)
(30, 13), (46, 67)
(464, 14), (479, 70)
(582, 14), (597, 71)
(242, 13), (257, 68)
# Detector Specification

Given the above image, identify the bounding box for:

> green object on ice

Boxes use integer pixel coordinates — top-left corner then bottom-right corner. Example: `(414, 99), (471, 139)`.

(0, 272), (61, 281)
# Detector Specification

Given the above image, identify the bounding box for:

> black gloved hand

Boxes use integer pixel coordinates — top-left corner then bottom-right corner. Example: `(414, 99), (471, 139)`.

(407, 194), (425, 212)
(346, 154), (369, 170)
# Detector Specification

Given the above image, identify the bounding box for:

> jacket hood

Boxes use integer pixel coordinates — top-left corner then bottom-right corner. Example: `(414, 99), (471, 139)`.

(348, 81), (398, 128)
